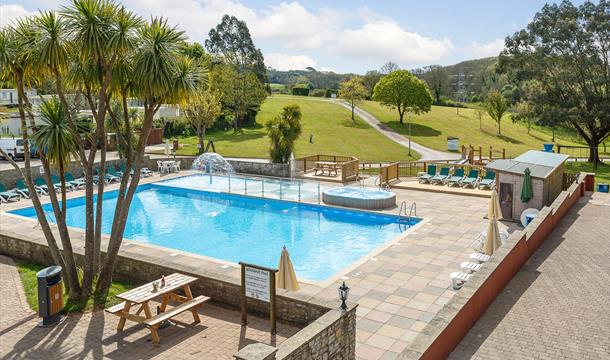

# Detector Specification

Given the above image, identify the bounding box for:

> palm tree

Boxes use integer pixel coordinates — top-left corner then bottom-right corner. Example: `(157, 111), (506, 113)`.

(96, 17), (203, 295)
(30, 97), (78, 216)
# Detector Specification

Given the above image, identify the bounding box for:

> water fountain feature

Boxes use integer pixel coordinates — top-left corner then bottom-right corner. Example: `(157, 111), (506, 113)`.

(192, 153), (235, 184)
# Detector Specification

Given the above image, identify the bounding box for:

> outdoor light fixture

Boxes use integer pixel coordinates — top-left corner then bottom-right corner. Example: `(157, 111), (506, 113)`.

(338, 281), (350, 311)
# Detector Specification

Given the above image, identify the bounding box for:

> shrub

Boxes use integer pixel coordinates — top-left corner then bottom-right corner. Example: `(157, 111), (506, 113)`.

(291, 84), (310, 96)
(310, 89), (326, 97)
(266, 104), (302, 163)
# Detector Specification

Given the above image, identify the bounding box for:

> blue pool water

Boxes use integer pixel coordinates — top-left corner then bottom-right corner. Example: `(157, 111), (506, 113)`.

(10, 182), (418, 281)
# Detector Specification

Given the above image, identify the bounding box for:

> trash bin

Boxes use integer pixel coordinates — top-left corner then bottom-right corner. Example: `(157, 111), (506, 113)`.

(597, 183), (609, 193)
(37, 266), (63, 327)
(173, 138), (179, 151)
(447, 137), (459, 151)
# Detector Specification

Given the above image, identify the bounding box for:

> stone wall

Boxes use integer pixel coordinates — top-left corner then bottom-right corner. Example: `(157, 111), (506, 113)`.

(234, 305), (357, 360)
(400, 173), (594, 360)
(144, 156), (290, 178)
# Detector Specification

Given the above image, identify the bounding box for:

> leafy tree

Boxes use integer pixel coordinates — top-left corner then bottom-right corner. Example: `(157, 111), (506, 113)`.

(513, 101), (536, 134)
(266, 104), (302, 163)
(205, 14), (267, 83)
(485, 90), (509, 135)
(339, 76), (368, 121)
(499, 0), (609, 163)
(362, 70), (382, 98)
(422, 65), (448, 104)
(372, 70), (433, 124)
(380, 61), (399, 75)
(209, 64), (266, 130)
(475, 109), (485, 130)
(181, 89), (221, 154)
(0, 2), (203, 301)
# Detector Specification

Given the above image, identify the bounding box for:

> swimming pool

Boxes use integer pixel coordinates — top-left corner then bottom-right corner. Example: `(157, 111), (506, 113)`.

(10, 181), (418, 281)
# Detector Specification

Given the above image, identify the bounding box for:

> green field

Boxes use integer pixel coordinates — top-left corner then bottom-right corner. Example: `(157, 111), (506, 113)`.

(358, 101), (584, 158)
(168, 95), (419, 162)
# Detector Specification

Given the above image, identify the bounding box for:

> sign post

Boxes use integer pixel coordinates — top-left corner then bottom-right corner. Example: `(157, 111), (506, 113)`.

(239, 262), (278, 334)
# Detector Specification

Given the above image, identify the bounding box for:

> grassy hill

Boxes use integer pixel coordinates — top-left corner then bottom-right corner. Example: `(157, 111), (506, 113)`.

(169, 95), (419, 162)
(358, 101), (583, 158)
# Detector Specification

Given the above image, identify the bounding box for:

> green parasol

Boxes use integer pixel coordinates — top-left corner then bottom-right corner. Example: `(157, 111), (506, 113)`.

(521, 167), (533, 203)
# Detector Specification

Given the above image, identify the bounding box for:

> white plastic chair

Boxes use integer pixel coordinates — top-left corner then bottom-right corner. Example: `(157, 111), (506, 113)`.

(451, 271), (472, 289)
(172, 160), (181, 172)
(460, 261), (482, 273)
(157, 160), (170, 174)
(469, 253), (491, 263)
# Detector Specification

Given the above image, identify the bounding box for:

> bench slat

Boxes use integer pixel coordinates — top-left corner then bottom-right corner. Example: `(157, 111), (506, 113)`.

(105, 302), (126, 314)
(144, 295), (209, 327)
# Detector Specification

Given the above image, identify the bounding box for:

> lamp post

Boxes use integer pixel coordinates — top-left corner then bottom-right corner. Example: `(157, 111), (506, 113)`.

(407, 111), (413, 157)
(338, 281), (350, 311)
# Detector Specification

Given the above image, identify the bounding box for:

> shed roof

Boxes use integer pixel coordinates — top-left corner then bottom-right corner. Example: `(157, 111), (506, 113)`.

(486, 151), (568, 179)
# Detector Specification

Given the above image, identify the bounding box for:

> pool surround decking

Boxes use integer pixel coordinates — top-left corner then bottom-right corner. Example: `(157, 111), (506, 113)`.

(0, 171), (509, 359)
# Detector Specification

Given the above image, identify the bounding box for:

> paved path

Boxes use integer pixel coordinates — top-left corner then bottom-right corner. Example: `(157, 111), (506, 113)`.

(332, 100), (460, 161)
(0, 255), (298, 359)
(450, 192), (610, 360)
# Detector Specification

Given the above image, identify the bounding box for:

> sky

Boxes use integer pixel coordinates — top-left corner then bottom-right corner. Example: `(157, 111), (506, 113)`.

(0, 0), (587, 74)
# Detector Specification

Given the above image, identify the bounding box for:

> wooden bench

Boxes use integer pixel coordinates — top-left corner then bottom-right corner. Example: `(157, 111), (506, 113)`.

(144, 295), (210, 344)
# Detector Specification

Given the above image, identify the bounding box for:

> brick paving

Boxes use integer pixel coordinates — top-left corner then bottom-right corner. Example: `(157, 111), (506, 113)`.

(450, 192), (610, 360)
(0, 255), (299, 359)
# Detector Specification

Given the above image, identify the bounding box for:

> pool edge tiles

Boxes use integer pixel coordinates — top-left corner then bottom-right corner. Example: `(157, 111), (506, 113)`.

(8, 179), (421, 283)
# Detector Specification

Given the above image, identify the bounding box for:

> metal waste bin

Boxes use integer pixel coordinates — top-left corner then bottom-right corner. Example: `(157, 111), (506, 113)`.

(37, 266), (64, 326)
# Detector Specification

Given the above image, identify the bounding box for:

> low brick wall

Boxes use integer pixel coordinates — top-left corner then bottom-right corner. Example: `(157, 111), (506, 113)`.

(401, 173), (594, 360)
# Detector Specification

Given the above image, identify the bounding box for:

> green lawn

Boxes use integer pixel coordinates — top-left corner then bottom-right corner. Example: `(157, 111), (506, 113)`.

(358, 101), (584, 158)
(167, 95), (419, 162)
(565, 161), (610, 186)
(16, 259), (137, 313)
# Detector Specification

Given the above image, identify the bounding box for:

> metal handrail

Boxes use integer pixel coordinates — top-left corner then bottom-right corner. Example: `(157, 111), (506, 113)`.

(408, 202), (417, 218)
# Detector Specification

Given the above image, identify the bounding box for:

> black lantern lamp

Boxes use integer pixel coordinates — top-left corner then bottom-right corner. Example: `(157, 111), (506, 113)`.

(338, 281), (350, 311)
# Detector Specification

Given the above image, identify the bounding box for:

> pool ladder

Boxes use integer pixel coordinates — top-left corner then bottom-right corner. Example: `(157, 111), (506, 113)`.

(398, 201), (417, 220)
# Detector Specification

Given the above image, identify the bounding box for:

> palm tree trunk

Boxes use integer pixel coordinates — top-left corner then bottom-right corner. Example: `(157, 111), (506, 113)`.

(14, 75), (80, 297)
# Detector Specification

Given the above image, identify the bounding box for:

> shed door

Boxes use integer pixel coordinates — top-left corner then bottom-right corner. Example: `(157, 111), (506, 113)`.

(499, 182), (513, 219)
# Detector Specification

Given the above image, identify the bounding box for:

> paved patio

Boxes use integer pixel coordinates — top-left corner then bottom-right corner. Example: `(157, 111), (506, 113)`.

(450, 192), (610, 360)
(0, 255), (299, 359)
(0, 172), (515, 359)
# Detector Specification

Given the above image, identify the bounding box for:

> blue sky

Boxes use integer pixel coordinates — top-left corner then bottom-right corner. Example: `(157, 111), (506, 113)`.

(1, 0), (586, 74)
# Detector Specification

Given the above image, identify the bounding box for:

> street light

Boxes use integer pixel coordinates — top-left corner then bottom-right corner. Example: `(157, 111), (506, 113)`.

(407, 111), (413, 157)
(338, 281), (350, 311)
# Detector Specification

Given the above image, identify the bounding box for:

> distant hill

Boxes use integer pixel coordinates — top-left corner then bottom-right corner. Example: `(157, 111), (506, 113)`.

(266, 57), (504, 100)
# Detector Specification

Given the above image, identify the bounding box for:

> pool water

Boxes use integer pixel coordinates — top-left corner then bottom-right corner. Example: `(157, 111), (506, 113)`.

(10, 182), (418, 281)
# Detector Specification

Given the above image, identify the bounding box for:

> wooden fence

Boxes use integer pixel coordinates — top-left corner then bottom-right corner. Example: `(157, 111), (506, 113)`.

(562, 172), (579, 190)
(341, 159), (360, 182)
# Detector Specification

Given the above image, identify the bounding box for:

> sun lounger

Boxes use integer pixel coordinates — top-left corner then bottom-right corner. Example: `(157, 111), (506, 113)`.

(418, 164), (437, 184)
(35, 177), (50, 194)
(471, 228), (510, 250)
(430, 167), (450, 184)
(469, 253), (491, 263)
(460, 169), (480, 188)
(65, 172), (85, 189)
(131, 165), (153, 177)
(460, 261), (482, 273)
(51, 175), (74, 191)
(0, 184), (21, 202)
(107, 166), (123, 180)
(478, 171), (496, 189)
(451, 271), (472, 289)
(96, 168), (119, 183)
(446, 168), (465, 187)
(116, 163), (128, 178)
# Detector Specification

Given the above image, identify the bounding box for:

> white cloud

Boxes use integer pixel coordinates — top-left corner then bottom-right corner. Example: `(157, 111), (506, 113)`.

(253, 2), (339, 49)
(0, 4), (33, 27)
(333, 20), (454, 65)
(464, 38), (505, 58)
(265, 53), (316, 71)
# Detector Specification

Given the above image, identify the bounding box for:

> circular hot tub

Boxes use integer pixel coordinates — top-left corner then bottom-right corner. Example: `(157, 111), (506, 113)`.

(322, 187), (396, 210)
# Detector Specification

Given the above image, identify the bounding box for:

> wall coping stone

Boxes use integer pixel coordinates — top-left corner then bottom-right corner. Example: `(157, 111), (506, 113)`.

(234, 343), (278, 360)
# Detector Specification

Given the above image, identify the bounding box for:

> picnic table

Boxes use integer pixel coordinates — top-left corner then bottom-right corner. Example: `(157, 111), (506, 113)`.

(106, 273), (209, 345)
(314, 161), (339, 176)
